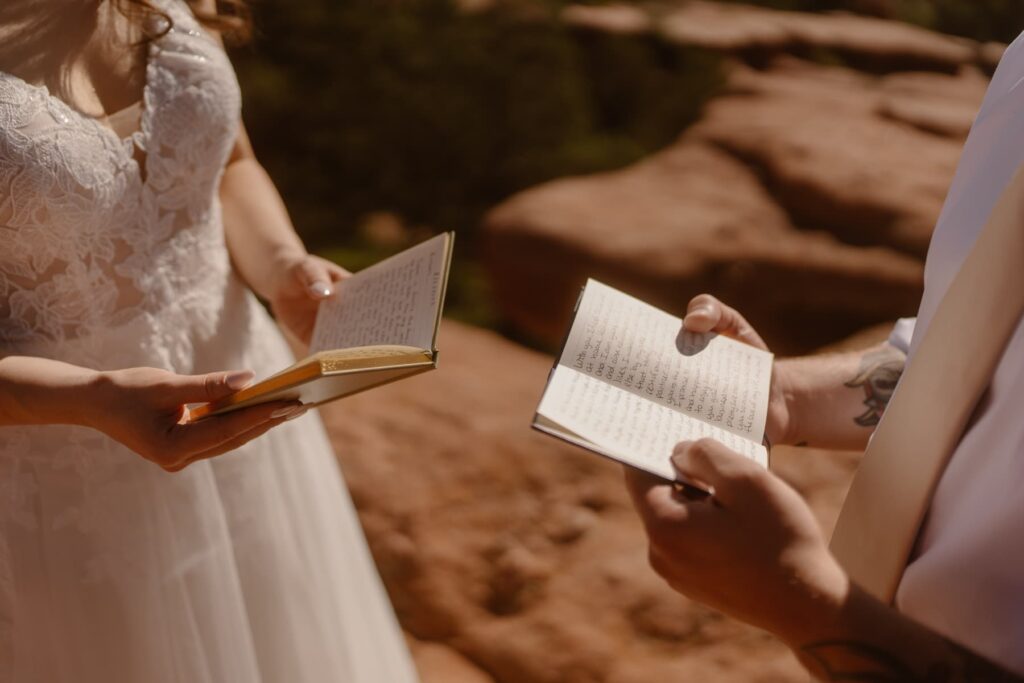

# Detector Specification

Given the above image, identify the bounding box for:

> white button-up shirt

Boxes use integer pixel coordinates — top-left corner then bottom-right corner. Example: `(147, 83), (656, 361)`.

(888, 31), (1024, 673)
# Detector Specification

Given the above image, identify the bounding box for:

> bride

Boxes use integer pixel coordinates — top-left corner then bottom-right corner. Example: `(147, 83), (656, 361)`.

(0, 0), (419, 680)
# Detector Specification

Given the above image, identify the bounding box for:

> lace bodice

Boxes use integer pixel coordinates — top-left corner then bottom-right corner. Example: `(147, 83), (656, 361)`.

(0, 0), (242, 370)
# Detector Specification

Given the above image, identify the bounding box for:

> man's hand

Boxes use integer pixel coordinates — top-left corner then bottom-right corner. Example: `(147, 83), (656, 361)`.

(624, 438), (848, 646)
(681, 294), (795, 447)
(267, 253), (350, 345)
(624, 441), (1024, 680)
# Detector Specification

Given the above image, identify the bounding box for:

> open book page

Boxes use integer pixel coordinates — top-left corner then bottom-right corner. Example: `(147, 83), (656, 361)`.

(310, 233), (450, 354)
(558, 280), (773, 443)
(537, 366), (768, 480)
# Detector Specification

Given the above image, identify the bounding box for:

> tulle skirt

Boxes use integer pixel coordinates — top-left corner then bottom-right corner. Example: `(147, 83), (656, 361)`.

(0, 289), (418, 682)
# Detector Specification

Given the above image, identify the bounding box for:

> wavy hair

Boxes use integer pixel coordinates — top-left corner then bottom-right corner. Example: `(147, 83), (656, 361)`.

(116, 0), (252, 44)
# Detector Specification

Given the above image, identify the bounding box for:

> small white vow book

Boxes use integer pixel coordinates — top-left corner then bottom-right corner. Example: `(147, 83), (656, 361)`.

(192, 232), (453, 418)
(533, 280), (773, 482)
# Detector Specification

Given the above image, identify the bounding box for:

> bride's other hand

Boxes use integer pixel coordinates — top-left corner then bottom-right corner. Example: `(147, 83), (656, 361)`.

(268, 253), (350, 345)
(90, 367), (305, 472)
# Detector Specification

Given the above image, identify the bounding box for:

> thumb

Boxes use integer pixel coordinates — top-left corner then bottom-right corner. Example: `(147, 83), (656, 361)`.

(167, 370), (255, 404)
(682, 295), (724, 334)
(293, 257), (334, 300)
(682, 295), (767, 350)
(670, 439), (760, 505)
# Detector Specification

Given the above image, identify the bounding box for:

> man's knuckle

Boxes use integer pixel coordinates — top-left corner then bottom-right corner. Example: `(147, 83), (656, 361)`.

(731, 466), (767, 492)
(721, 307), (744, 325)
(690, 439), (718, 461)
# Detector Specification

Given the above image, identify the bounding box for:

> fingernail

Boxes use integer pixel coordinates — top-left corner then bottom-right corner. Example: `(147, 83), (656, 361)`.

(672, 441), (692, 456)
(284, 407), (308, 421)
(686, 306), (712, 320)
(270, 404), (304, 419)
(225, 370), (255, 391)
(308, 281), (332, 298)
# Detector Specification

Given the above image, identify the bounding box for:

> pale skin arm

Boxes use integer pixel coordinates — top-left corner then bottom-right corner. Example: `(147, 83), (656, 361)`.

(0, 356), (305, 471)
(197, 0), (346, 345)
(220, 127), (349, 345)
(0, 2), (339, 470)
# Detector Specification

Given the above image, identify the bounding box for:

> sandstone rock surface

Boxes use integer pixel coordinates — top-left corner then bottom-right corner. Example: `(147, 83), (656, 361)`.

(689, 59), (972, 256)
(484, 137), (922, 354)
(323, 320), (871, 683)
(564, 1), (996, 74)
(484, 7), (990, 353)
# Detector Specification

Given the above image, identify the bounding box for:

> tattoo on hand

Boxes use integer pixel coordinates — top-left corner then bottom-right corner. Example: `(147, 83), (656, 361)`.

(844, 346), (906, 427)
(802, 641), (1022, 682)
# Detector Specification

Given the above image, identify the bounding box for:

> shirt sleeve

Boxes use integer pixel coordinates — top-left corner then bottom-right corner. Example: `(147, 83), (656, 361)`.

(888, 317), (917, 354)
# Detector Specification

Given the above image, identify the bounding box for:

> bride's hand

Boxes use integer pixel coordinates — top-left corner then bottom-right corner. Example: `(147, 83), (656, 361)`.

(268, 253), (350, 345)
(88, 367), (306, 472)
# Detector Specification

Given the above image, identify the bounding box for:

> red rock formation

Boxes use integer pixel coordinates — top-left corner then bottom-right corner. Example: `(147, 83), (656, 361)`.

(324, 320), (878, 682)
(484, 138), (923, 354)
(689, 59), (973, 256)
(483, 9), (991, 353)
(564, 1), (993, 73)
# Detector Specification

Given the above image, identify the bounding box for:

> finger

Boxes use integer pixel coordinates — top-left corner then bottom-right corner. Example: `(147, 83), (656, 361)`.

(294, 257), (335, 299)
(164, 408), (304, 472)
(682, 294), (767, 349)
(623, 466), (690, 529)
(322, 259), (350, 284)
(683, 294), (725, 333)
(168, 400), (303, 459)
(165, 420), (280, 471)
(670, 439), (763, 506)
(166, 369), (255, 404)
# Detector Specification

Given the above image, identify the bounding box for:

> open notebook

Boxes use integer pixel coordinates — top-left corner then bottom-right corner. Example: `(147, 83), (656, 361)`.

(533, 280), (773, 483)
(192, 232), (453, 418)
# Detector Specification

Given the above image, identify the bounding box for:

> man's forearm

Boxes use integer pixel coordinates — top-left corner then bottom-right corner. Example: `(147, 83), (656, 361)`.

(777, 342), (906, 450)
(793, 583), (1021, 682)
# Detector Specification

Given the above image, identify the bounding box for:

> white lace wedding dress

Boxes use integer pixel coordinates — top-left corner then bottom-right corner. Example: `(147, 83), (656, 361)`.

(0, 2), (419, 681)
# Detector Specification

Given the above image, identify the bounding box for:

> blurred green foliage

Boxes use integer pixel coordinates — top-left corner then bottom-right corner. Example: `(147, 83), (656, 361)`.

(231, 0), (722, 324)
(231, 5), (720, 239)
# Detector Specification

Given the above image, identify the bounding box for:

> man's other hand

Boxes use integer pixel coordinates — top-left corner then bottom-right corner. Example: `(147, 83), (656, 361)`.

(624, 438), (848, 647)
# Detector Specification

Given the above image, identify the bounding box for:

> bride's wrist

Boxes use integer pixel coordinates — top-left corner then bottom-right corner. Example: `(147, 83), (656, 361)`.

(72, 369), (117, 431)
(263, 247), (308, 299)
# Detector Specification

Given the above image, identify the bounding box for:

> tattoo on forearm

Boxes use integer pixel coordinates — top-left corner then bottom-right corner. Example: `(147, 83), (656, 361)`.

(802, 641), (1022, 682)
(844, 346), (906, 427)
